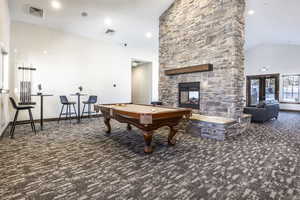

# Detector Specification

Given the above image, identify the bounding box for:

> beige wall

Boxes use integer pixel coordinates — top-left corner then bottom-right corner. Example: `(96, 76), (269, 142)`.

(132, 63), (152, 104)
(10, 21), (159, 120)
(0, 0), (10, 135)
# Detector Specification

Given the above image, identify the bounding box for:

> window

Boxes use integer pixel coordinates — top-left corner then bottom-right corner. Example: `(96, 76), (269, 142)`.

(282, 75), (300, 102)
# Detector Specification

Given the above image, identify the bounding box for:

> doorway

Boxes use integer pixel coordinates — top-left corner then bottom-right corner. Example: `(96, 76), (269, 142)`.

(246, 74), (280, 106)
(131, 59), (152, 104)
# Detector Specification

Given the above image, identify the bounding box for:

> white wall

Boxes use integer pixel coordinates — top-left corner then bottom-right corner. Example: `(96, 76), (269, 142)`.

(132, 63), (152, 104)
(0, 0), (10, 135)
(10, 21), (159, 120)
(245, 44), (300, 111)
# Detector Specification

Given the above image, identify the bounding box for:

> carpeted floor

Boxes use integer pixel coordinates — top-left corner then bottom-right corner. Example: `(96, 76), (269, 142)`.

(0, 112), (299, 200)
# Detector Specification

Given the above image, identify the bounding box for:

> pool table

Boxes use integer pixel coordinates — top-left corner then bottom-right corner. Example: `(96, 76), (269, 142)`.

(94, 104), (192, 153)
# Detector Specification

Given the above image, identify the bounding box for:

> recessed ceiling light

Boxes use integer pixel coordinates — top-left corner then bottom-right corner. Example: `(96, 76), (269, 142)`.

(132, 62), (138, 67)
(248, 10), (255, 15)
(104, 18), (112, 26)
(51, 1), (62, 10)
(145, 32), (153, 38)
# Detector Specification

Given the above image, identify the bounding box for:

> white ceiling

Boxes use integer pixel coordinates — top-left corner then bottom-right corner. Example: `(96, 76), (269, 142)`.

(8, 0), (300, 51)
(8, 0), (174, 49)
(246, 0), (300, 50)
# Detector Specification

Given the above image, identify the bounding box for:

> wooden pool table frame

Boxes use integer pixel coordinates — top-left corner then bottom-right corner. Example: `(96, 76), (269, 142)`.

(96, 104), (192, 153)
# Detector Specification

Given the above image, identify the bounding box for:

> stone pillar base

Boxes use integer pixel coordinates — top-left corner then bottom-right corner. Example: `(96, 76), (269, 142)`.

(187, 114), (251, 141)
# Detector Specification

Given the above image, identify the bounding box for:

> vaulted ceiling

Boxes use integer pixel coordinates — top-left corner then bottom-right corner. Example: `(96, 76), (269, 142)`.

(246, 0), (300, 50)
(8, 0), (300, 50)
(8, 0), (174, 49)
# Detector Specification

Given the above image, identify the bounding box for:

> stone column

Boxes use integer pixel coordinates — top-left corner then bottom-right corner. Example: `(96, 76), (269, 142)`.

(159, 0), (246, 119)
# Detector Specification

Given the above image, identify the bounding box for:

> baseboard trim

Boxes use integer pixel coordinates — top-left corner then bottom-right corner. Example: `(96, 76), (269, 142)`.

(7, 114), (103, 126)
(0, 114), (102, 139)
(0, 123), (10, 138)
(280, 109), (300, 113)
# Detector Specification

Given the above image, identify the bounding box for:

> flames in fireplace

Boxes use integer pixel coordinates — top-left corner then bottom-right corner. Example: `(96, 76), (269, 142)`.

(179, 82), (200, 109)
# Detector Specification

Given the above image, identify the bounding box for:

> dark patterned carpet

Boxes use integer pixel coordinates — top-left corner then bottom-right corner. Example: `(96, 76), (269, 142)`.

(0, 112), (299, 200)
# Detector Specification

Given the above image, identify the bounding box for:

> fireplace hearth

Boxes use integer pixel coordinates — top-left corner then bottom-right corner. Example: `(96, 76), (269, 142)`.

(179, 82), (200, 109)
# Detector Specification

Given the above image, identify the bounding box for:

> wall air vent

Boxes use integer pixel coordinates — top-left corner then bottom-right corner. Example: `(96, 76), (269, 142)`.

(29, 6), (44, 18)
(105, 29), (115, 35)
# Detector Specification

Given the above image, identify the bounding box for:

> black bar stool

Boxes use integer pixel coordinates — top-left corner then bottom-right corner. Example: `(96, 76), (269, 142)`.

(151, 101), (163, 106)
(81, 95), (97, 118)
(58, 96), (77, 123)
(9, 97), (36, 139)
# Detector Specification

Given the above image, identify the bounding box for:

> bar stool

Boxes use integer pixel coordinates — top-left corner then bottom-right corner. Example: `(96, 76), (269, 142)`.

(9, 97), (36, 139)
(58, 96), (77, 123)
(81, 95), (97, 118)
(151, 101), (163, 106)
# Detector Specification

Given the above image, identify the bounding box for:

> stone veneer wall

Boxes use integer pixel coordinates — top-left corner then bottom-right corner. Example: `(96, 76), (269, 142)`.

(159, 0), (245, 119)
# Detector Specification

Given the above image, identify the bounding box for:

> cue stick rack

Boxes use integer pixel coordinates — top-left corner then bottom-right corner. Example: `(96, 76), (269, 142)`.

(18, 66), (36, 105)
(0, 46), (8, 93)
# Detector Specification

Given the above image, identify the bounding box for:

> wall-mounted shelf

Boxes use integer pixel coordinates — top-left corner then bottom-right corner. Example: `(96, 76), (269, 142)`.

(165, 64), (213, 76)
(18, 67), (37, 71)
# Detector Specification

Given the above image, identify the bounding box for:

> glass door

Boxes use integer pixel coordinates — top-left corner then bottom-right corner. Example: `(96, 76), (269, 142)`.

(247, 74), (279, 106)
(265, 77), (276, 101)
(249, 79), (260, 106)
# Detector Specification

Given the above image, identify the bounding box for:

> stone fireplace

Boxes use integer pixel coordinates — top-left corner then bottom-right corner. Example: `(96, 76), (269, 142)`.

(159, 0), (245, 119)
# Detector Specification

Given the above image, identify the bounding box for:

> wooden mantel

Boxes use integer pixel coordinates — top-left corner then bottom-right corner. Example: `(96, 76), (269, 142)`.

(164, 64), (213, 76)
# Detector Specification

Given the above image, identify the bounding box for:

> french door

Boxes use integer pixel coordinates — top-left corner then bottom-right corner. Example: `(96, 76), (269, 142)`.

(246, 74), (279, 106)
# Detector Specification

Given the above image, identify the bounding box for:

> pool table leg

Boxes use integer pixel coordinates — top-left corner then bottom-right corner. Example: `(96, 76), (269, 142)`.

(168, 126), (177, 146)
(104, 117), (111, 134)
(143, 131), (153, 153)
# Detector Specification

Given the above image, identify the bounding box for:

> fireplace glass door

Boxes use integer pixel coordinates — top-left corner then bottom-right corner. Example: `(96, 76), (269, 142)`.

(180, 91), (199, 104)
(179, 82), (200, 109)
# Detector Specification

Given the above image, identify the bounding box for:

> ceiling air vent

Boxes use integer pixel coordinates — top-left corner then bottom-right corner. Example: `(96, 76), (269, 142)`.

(28, 6), (44, 18)
(105, 29), (115, 35)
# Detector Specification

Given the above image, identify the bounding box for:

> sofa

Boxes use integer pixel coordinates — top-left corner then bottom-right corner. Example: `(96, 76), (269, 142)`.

(243, 101), (280, 123)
